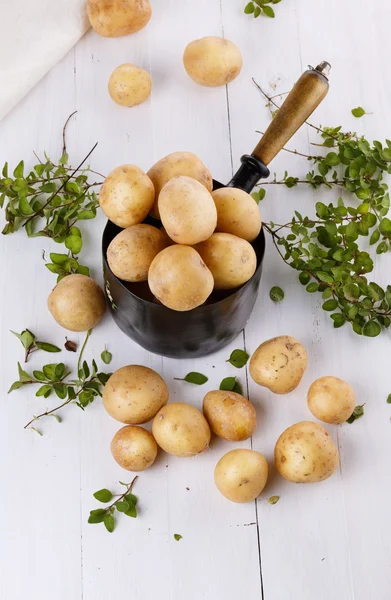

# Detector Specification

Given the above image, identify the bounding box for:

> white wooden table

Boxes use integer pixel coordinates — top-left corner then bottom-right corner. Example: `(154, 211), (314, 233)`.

(1, 1), (391, 599)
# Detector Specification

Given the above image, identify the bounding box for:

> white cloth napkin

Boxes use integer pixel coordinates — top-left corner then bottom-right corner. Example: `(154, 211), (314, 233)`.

(0, 0), (89, 122)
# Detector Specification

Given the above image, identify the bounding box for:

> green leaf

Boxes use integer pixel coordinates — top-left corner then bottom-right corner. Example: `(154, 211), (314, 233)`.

(306, 282), (318, 293)
(54, 363), (65, 380)
(101, 348), (112, 365)
(35, 341), (61, 353)
(50, 253), (69, 266)
(125, 493), (138, 506)
(33, 370), (46, 381)
(2, 162), (8, 177)
(42, 364), (58, 381)
(88, 509), (107, 524)
(104, 513), (115, 533)
(11, 329), (35, 350)
(93, 489), (113, 503)
(227, 349), (249, 369)
(262, 5), (275, 17)
(19, 196), (34, 216)
(351, 107), (366, 118)
(387, 394), (391, 404)
(18, 362), (32, 382)
(46, 264), (65, 275)
(244, 1), (255, 13)
(83, 361), (90, 379)
(13, 160), (24, 178)
(379, 217), (391, 237)
(65, 235), (83, 254)
(252, 187), (266, 203)
(346, 404), (365, 423)
(174, 534), (183, 541)
(97, 372), (111, 386)
(322, 299), (338, 311)
(267, 496), (280, 505)
(253, 6), (261, 17)
(78, 210), (96, 220)
(219, 377), (242, 395)
(299, 272), (310, 285)
(269, 286), (284, 303)
(331, 313), (346, 328)
(124, 504), (137, 518)
(76, 265), (90, 277)
(115, 501), (130, 513)
(363, 320), (381, 337)
(70, 226), (82, 237)
(54, 384), (67, 399)
(316, 272), (334, 284)
(176, 371), (208, 385)
(36, 384), (52, 397)
(325, 152), (340, 166)
(343, 283), (360, 301)
(369, 229), (380, 245)
(8, 381), (23, 393)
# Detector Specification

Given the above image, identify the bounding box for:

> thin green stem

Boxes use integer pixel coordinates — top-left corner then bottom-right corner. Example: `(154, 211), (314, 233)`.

(77, 329), (91, 375)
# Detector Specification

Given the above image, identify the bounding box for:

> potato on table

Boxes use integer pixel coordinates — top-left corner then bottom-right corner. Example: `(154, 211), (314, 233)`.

(183, 36), (242, 87)
(194, 232), (257, 290)
(148, 245), (214, 311)
(249, 335), (308, 394)
(274, 421), (339, 483)
(152, 402), (211, 457)
(148, 152), (213, 220)
(107, 224), (167, 282)
(307, 376), (356, 424)
(48, 274), (106, 332)
(87, 0), (151, 37)
(108, 64), (152, 107)
(214, 449), (268, 503)
(99, 164), (154, 228)
(103, 365), (169, 424)
(158, 176), (217, 245)
(212, 187), (262, 242)
(111, 425), (157, 471)
(203, 390), (256, 441)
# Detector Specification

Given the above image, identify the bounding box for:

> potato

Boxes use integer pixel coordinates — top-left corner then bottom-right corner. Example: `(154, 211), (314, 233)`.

(183, 36), (242, 87)
(148, 245), (214, 311)
(111, 425), (158, 471)
(203, 390), (256, 441)
(158, 176), (217, 245)
(274, 421), (339, 483)
(99, 164), (154, 228)
(249, 335), (308, 394)
(214, 449), (268, 503)
(152, 402), (211, 457)
(48, 274), (105, 332)
(212, 187), (262, 242)
(194, 233), (256, 290)
(148, 152), (213, 219)
(307, 376), (356, 424)
(107, 224), (167, 282)
(108, 63), (151, 107)
(103, 365), (168, 424)
(87, 0), (151, 37)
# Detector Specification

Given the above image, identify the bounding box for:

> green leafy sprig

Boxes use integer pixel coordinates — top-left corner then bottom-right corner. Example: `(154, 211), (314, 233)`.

(88, 478), (138, 533)
(244, 0), (282, 19)
(226, 349), (249, 368)
(11, 328), (60, 362)
(174, 372), (208, 385)
(346, 404), (365, 424)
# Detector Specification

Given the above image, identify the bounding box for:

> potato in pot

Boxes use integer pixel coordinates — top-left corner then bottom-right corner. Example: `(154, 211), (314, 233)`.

(214, 449), (268, 503)
(152, 402), (211, 457)
(107, 224), (167, 282)
(87, 0), (152, 37)
(212, 187), (262, 242)
(274, 421), (339, 483)
(203, 390), (256, 441)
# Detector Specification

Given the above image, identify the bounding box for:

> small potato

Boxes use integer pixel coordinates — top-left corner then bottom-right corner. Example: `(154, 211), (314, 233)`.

(249, 336), (308, 394)
(103, 365), (168, 424)
(107, 224), (167, 282)
(307, 376), (356, 424)
(108, 64), (152, 107)
(214, 449), (268, 503)
(87, 0), (151, 37)
(111, 425), (158, 471)
(148, 152), (213, 219)
(274, 421), (339, 483)
(99, 164), (154, 228)
(159, 176), (217, 245)
(48, 274), (105, 332)
(152, 402), (211, 457)
(148, 245), (214, 311)
(194, 232), (256, 290)
(183, 36), (242, 87)
(203, 390), (256, 441)
(212, 187), (262, 242)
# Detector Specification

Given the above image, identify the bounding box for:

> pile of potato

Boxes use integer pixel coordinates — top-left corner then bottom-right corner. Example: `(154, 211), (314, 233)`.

(101, 152), (261, 310)
(100, 335), (355, 503)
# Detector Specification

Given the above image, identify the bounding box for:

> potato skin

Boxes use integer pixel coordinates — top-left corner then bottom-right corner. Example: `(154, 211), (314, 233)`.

(48, 274), (105, 332)
(214, 449), (268, 503)
(111, 425), (158, 471)
(107, 224), (167, 282)
(148, 245), (214, 311)
(108, 64), (151, 107)
(183, 36), (242, 87)
(152, 402), (211, 457)
(103, 365), (169, 424)
(203, 390), (256, 441)
(194, 232), (257, 290)
(99, 164), (154, 228)
(274, 421), (339, 483)
(212, 187), (262, 242)
(249, 335), (308, 394)
(87, 0), (151, 37)
(158, 176), (217, 245)
(307, 376), (356, 424)
(148, 152), (213, 219)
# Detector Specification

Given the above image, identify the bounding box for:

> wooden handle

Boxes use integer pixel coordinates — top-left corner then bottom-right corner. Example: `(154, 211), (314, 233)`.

(252, 62), (330, 166)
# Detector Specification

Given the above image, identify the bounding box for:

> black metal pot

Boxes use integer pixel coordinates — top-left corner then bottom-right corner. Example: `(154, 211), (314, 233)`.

(101, 62), (330, 358)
